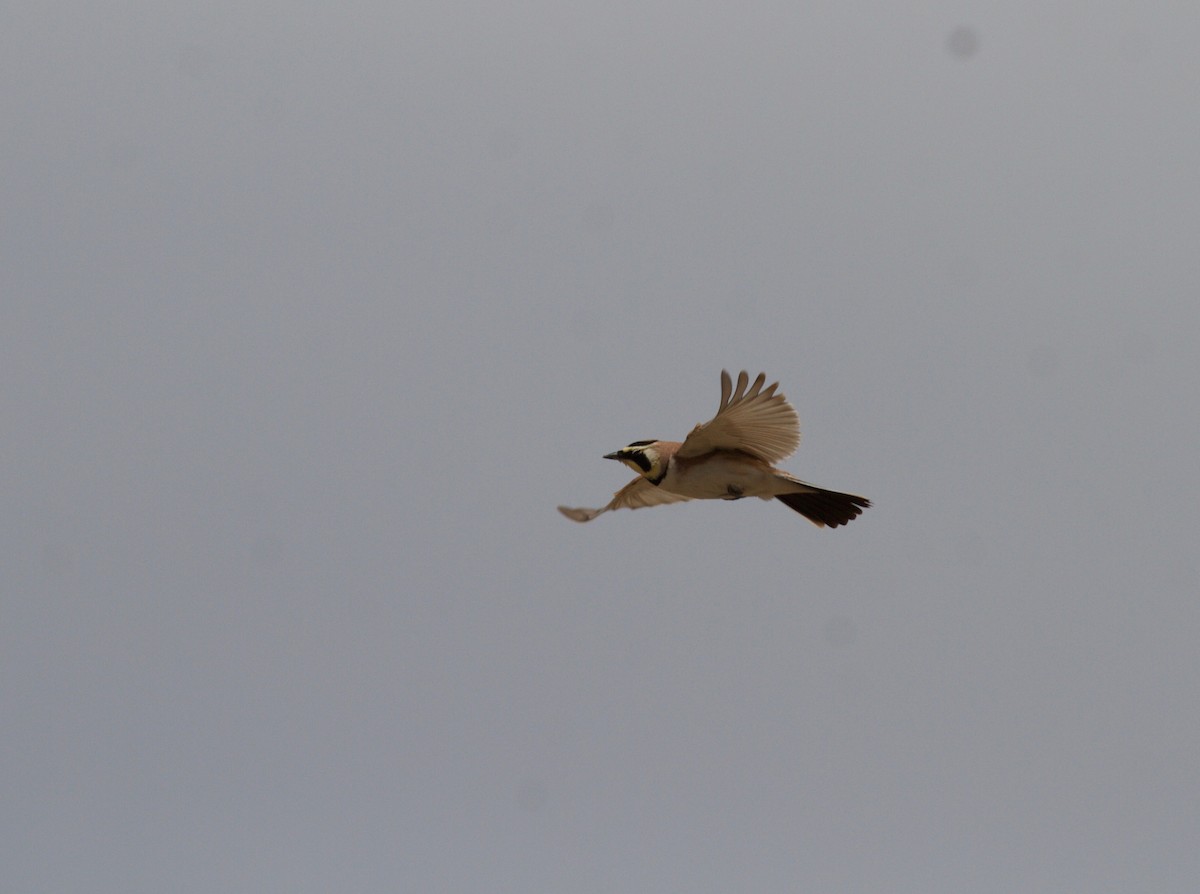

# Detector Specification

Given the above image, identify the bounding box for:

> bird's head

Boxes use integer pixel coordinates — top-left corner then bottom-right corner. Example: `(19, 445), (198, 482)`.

(604, 440), (667, 482)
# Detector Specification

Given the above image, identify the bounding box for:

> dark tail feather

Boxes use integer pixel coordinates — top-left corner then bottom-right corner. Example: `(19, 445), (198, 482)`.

(776, 488), (871, 528)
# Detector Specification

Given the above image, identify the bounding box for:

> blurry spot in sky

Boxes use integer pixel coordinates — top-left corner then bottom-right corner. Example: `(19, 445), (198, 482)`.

(489, 127), (520, 162)
(1027, 344), (1062, 379)
(580, 202), (615, 234)
(516, 777), (548, 812)
(823, 615), (858, 648)
(177, 42), (213, 79)
(946, 26), (980, 59)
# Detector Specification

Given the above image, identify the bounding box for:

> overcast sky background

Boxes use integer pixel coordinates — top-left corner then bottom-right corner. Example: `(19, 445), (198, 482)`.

(3, 3), (1198, 892)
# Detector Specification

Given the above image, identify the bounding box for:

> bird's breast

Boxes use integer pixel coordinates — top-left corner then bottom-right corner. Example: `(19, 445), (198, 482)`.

(662, 453), (779, 499)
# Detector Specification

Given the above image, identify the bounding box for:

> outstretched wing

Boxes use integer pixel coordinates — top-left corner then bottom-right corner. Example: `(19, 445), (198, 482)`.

(558, 477), (692, 523)
(676, 370), (800, 464)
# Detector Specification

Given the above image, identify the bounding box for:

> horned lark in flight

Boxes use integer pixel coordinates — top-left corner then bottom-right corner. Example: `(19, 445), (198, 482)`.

(558, 370), (870, 527)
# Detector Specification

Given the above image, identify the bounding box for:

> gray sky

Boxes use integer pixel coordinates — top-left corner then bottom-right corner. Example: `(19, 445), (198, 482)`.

(4, 3), (1198, 892)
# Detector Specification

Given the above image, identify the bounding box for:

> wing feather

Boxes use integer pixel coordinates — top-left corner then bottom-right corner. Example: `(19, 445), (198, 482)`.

(676, 370), (801, 463)
(558, 477), (692, 523)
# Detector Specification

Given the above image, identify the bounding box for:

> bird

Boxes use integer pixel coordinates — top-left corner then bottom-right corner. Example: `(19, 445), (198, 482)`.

(558, 370), (870, 528)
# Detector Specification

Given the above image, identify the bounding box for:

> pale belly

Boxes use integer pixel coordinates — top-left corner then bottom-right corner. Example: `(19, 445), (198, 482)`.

(660, 458), (783, 500)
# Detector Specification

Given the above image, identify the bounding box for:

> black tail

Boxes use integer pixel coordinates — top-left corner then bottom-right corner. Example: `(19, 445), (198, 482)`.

(776, 488), (871, 528)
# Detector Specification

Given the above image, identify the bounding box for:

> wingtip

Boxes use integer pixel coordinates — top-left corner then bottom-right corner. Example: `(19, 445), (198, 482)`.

(736, 370), (749, 396)
(558, 505), (601, 523)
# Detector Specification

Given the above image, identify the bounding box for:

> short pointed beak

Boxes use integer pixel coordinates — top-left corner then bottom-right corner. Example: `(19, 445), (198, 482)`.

(603, 451), (622, 460)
